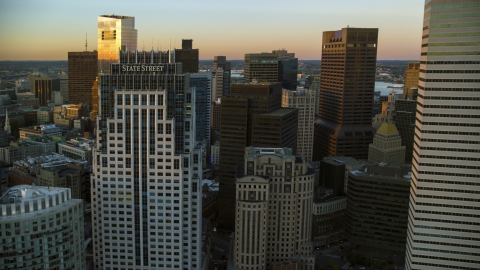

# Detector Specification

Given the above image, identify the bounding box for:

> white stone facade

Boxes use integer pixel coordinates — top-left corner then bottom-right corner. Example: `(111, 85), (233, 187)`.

(234, 147), (315, 270)
(0, 185), (85, 269)
(282, 89), (316, 162)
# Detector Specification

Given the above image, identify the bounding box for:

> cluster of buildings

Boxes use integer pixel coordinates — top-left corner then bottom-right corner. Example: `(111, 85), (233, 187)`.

(0, 1), (479, 269)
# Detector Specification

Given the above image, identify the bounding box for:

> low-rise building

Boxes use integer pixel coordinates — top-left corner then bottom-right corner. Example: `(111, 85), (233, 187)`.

(28, 135), (57, 155)
(58, 137), (95, 164)
(18, 124), (62, 140)
(0, 141), (42, 164)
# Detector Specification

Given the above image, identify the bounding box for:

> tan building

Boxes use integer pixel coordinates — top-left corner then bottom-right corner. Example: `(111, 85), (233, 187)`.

(282, 89), (316, 162)
(403, 62), (419, 100)
(234, 147), (315, 270)
(18, 124), (62, 140)
(368, 122), (405, 165)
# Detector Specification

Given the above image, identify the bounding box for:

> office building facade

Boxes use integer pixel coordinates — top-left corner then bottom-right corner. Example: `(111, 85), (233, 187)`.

(282, 89), (316, 161)
(368, 122), (406, 166)
(68, 51), (98, 106)
(347, 165), (411, 252)
(244, 50), (298, 90)
(91, 50), (203, 269)
(403, 62), (420, 100)
(31, 75), (60, 106)
(172, 39), (199, 74)
(190, 73), (212, 143)
(0, 185), (85, 269)
(313, 28), (378, 161)
(217, 82), (297, 230)
(234, 147), (314, 270)
(405, 1), (480, 269)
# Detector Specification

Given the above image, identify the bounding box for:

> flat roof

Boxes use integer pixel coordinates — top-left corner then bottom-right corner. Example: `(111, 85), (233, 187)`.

(0, 185), (67, 205)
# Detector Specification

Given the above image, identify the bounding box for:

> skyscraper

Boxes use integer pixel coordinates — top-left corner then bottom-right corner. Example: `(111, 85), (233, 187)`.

(403, 62), (420, 100)
(97, 15), (137, 74)
(68, 51), (98, 106)
(91, 50), (203, 269)
(243, 50), (298, 89)
(217, 82), (298, 230)
(405, 1), (480, 269)
(282, 89), (316, 161)
(273, 49), (298, 90)
(172, 39), (199, 74)
(211, 56), (231, 101)
(190, 73), (212, 143)
(31, 75), (60, 106)
(313, 28), (378, 161)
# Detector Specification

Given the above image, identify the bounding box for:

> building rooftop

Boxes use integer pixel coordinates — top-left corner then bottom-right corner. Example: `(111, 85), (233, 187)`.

(100, 14), (134, 19)
(0, 185), (67, 205)
(377, 122), (399, 135)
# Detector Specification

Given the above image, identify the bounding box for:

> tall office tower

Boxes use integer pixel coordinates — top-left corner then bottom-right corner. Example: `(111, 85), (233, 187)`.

(211, 56), (231, 101)
(172, 39), (199, 73)
(368, 122), (406, 165)
(92, 50), (203, 269)
(282, 89), (316, 161)
(68, 51), (98, 106)
(273, 49), (298, 90)
(234, 147), (314, 270)
(0, 185), (85, 269)
(97, 15), (137, 74)
(31, 75), (60, 106)
(217, 82), (297, 230)
(190, 73), (212, 143)
(405, 1), (480, 269)
(313, 28), (378, 161)
(244, 50), (298, 89)
(346, 164), (411, 252)
(403, 62), (420, 100)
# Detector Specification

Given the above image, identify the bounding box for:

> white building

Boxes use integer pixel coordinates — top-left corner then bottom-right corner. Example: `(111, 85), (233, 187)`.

(405, 1), (480, 270)
(58, 137), (95, 164)
(91, 50), (203, 270)
(234, 147), (315, 270)
(282, 89), (316, 162)
(210, 140), (220, 165)
(0, 185), (85, 269)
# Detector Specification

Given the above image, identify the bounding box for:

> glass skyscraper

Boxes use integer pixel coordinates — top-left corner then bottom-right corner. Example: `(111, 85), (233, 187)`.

(405, 1), (480, 269)
(91, 50), (203, 269)
(98, 15), (137, 74)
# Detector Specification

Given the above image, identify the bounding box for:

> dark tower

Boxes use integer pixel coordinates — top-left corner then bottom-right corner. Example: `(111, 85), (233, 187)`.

(313, 28), (378, 160)
(68, 51), (98, 106)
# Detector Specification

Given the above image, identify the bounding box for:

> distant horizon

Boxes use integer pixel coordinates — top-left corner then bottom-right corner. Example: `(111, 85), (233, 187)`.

(0, 59), (421, 62)
(0, 0), (424, 61)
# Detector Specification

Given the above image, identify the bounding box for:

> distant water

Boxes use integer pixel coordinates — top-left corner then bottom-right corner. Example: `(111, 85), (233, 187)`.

(375, 81), (404, 96)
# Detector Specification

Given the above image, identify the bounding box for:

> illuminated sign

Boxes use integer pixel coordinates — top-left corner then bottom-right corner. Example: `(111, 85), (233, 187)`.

(121, 65), (164, 72)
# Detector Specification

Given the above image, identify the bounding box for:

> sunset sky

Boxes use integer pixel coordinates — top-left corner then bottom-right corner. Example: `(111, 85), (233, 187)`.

(0, 0), (424, 60)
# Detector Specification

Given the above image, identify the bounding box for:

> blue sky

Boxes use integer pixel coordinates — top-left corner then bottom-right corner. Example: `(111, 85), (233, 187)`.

(0, 0), (425, 60)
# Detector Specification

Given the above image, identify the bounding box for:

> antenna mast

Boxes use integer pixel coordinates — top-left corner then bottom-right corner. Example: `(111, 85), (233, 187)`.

(85, 33), (88, 51)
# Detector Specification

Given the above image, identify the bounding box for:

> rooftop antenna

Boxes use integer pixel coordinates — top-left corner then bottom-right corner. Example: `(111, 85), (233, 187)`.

(143, 40), (145, 51)
(152, 38), (153, 51)
(85, 33), (88, 51)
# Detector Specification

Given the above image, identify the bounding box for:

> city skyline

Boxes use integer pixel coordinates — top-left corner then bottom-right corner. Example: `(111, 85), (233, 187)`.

(0, 0), (424, 61)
